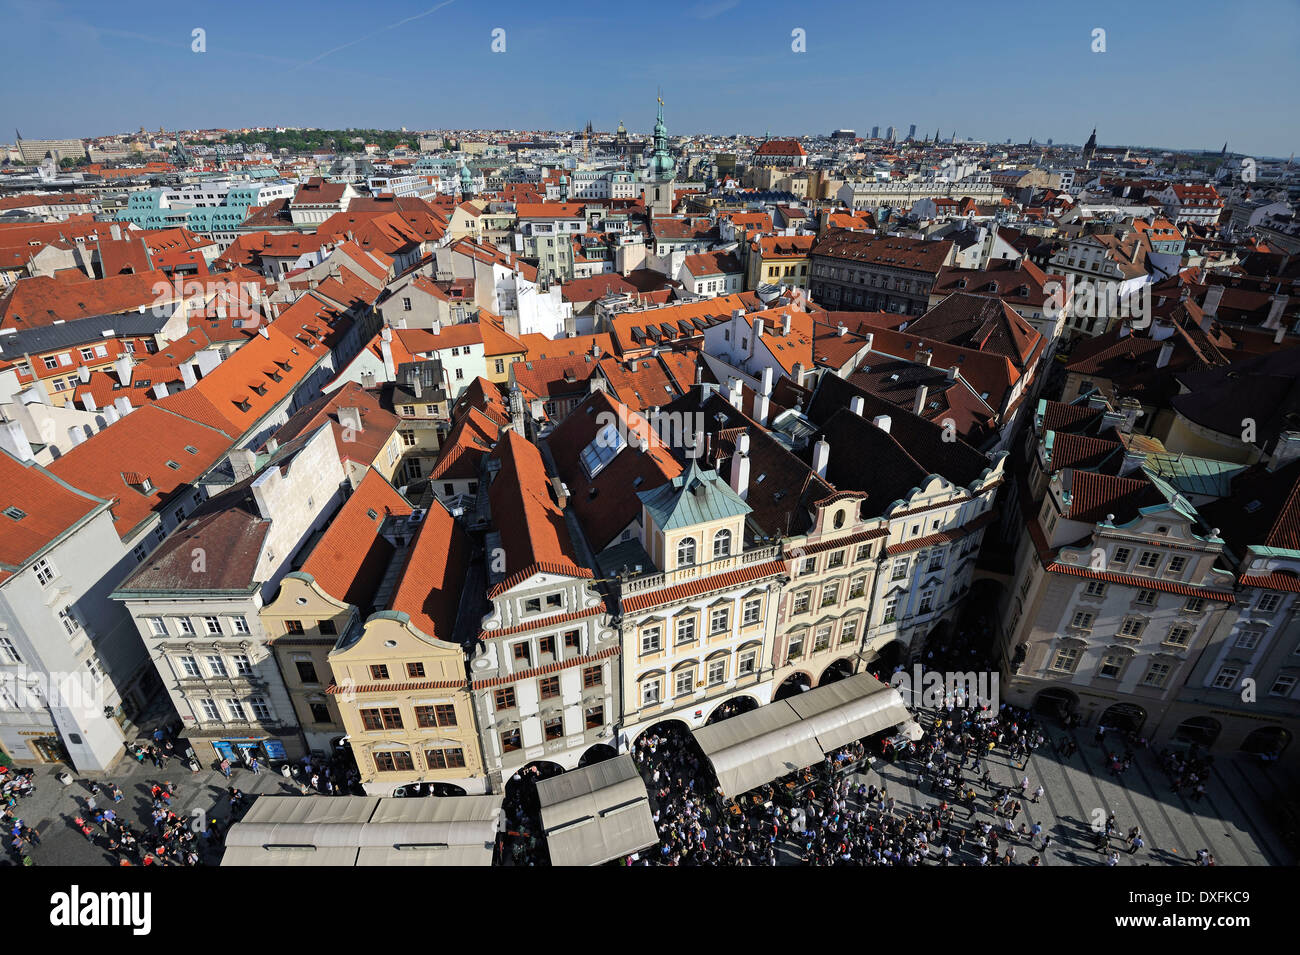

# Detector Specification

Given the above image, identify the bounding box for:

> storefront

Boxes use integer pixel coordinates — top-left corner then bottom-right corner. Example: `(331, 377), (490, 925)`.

(211, 737), (290, 765)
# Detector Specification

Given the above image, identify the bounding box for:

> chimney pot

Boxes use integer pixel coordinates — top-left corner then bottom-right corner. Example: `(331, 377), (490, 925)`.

(812, 439), (830, 478)
(850, 396), (865, 416)
(872, 414), (892, 434)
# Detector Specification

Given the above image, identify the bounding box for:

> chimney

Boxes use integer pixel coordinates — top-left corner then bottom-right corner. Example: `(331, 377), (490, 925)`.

(109, 223), (121, 241)
(114, 355), (133, 387)
(861, 332), (874, 354)
(228, 447), (257, 482)
(782, 313), (792, 335)
(1155, 341), (1174, 369)
(753, 318), (764, 338)
(728, 376), (743, 411)
(179, 363), (197, 388)
(729, 431), (751, 499)
(66, 425), (86, 447)
(836, 321), (847, 337)
(1264, 294), (1288, 331)
(266, 437), (279, 454)
(916, 348), (933, 367)
(812, 439), (830, 478)
(792, 362), (804, 385)
(1274, 326), (1286, 345)
(258, 326), (270, 339)
(872, 414), (892, 434)
(1268, 431), (1300, 472)
(151, 382), (169, 400)
(412, 377), (423, 399)
(592, 343), (601, 358)
(103, 405), (120, 425)
(0, 419), (34, 462)
(338, 407), (364, 433)
(694, 365), (703, 386)
(850, 395), (865, 416)
(250, 466), (282, 520)
(81, 392), (97, 412)
(113, 396), (132, 417)
(1202, 284), (1224, 318)
(380, 340), (396, 379)
(77, 365), (91, 384)
(913, 385), (929, 415)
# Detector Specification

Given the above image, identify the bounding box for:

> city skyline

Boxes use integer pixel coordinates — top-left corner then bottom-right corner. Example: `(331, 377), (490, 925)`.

(2, 0), (1297, 158)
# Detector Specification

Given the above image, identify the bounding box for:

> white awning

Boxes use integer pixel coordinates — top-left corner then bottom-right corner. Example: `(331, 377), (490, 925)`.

(537, 754), (659, 866)
(692, 672), (911, 797)
(221, 794), (504, 867)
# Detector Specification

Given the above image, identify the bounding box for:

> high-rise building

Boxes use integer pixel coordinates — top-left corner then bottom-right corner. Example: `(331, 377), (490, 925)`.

(886, 126), (897, 142)
(907, 124), (917, 141)
(871, 126), (879, 139)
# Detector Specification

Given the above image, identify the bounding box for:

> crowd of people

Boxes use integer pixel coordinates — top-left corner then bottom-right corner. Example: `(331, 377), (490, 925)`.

(70, 779), (214, 866)
(619, 692), (1174, 866)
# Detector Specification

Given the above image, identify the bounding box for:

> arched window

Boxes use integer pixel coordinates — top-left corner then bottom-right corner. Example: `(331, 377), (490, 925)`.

(677, 537), (697, 567)
(713, 529), (732, 559)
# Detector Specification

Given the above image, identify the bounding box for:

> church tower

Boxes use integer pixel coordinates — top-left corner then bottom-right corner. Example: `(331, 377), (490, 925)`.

(1083, 127), (1097, 163)
(643, 93), (677, 216)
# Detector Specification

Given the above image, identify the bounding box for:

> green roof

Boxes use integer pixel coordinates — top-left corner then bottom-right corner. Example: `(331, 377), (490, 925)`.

(1142, 453), (1248, 499)
(638, 460), (750, 531)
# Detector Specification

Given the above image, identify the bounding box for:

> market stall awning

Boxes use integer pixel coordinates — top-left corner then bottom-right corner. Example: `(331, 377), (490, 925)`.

(536, 754), (659, 866)
(692, 672), (911, 797)
(221, 794), (504, 867)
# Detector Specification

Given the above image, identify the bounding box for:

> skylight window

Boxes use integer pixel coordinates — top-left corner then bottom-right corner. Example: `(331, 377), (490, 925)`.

(579, 423), (625, 479)
(4, 506), (26, 521)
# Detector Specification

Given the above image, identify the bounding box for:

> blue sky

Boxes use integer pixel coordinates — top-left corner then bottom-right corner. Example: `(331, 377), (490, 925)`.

(3, 0), (1298, 158)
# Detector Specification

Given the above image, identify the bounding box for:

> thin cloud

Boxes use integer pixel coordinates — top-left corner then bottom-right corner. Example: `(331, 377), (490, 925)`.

(290, 0), (456, 71)
(691, 0), (740, 18)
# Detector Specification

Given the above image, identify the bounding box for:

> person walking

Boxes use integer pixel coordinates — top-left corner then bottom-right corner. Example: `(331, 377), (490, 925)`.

(1032, 785), (1044, 803)
(219, 758), (232, 779)
(249, 757), (261, 776)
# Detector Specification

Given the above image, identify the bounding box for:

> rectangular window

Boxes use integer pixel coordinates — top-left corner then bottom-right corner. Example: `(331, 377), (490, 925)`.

(707, 659), (726, 686)
(203, 616), (222, 635)
(1269, 675), (1297, 697)
(1136, 551), (1160, 570)
(179, 655), (201, 677)
(641, 678), (661, 705)
(1167, 556), (1187, 574)
(145, 617), (167, 637)
(640, 626), (662, 654)
(318, 619), (336, 635)
(1098, 654), (1126, 679)
(58, 608), (79, 635)
(1050, 647), (1080, 672)
(855, 544), (871, 562)
(1112, 547), (1132, 566)
(295, 661), (318, 683)
(564, 630), (580, 650)
(813, 626), (831, 652)
(370, 664), (390, 681)
(827, 551), (845, 570)
(919, 591), (935, 615)
(375, 751), (414, 772)
(675, 617), (696, 645)
(310, 703), (331, 724)
(539, 635), (555, 657)
(583, 666), (602, 688)
(407, 662), (426, 678)
(1071, 612), (1094, 630)
(33, 558), (56, 587)
(799, 557), (815, 575)
(1084, 581), (1107, 597)
(249, 697), (272, 721)
(787, 633), (804, 660)
(1233, 629), (1260, 650)
(820, 583), (840, 608)
(1118, 616), (1146, 638)
(232, 615), (250, 634)
(1135, 590), (1157, 607)
(710, 607), (729, 635)
(742, 598), (761, 625)
(494, 687), (516, 710)
(1167, 626), (1193, 647)
(205, 655), (228, 677)
(1184, 597), (1205, 613)
(883, 595), (899, 624)
(1212, 667), (1240, 690)
(891, 558), (909, 581)
(1257, 593), (1282, 613)
(840, 619), (858, 645)
(848, 576), (866, 599)
(738, 650), (757, 675)
(1143, 663), (1171, 688)
(232, 654), (253, 676)
(177, 617), (195, 635)
(285, 619), (305, 634)
(543, 716), (564, 740)
(792, 591), (811, 614)
(225, 698), (246, 721)
(200, 698), (220, 721)
(539, 675), (560, 700)
(675, 669), (695, 696)
(585, 704), (604, 729)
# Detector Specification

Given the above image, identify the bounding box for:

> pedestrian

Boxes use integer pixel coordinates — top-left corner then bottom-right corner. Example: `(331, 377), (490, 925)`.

(84, 794), (96, 813)
(1131, 834), (1144, 854)
(1032, 785), (1043, 803)
(219, 758), (232, 779)
(249, 757), (261, 776)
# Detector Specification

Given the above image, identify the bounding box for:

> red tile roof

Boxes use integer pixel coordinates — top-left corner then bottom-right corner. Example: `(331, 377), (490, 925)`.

(299, 468), (411, 606)
(621, 559), (785, 614)
(389, 500), (469, 642)
(1046, 562), (1235, 602)
(0, 453), (106, 584)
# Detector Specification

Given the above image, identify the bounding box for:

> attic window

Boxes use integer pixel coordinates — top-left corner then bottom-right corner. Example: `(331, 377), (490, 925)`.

(580, 423), (625, 479)
(252, 384), (268, 396)
(367, 508), (378, 520)
(236, 399), (252, 412)
(185, 445), (199, 454)
(166, 461), (181, 470)
(3, 507), (25, 521)
(1244, 500), (1262, 514)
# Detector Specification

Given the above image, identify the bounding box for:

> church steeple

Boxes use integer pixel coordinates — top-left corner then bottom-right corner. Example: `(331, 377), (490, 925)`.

(1083, 127), (1097, 161)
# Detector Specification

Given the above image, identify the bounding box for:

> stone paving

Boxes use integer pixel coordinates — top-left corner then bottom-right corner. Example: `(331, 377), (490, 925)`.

(856, 721), (1298, 866)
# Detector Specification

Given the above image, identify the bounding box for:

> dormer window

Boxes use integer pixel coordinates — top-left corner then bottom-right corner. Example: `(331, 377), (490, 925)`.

(712, 529), (732, 559)
(677, 537), (697, 567)
(579, 422), (625, 479)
